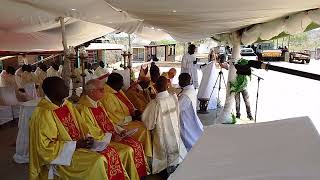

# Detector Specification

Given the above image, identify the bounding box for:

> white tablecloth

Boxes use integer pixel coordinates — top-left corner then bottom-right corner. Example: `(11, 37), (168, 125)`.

(169, 117), (320, 180)
(0, 105), (20, 125)
(13, 99), (39, 164)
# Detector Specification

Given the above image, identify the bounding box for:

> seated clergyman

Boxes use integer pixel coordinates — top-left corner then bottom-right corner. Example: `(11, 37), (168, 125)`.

(126, 76), (152, 112)
(29, 77), (127, 180)
(100, 73), (152, 158)
(142, 76), (187, 176)
(77, 79), (149, 179)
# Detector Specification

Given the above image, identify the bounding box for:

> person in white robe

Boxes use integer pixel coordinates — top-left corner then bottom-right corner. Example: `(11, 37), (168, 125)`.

(142, 76), (187, 175)
(34, 63), (47, 97)
(94, 61), (108, 78)
(84, 69), (96, 81)
(197, 62), (218, 109)
(19, 64), (36, 88)
(178, 73), (204, 151)
(14, 67), (23, 88)
(14, 64), (38, 101)
(34, 63), (47, 85)
(181, 44), (199, 88)
(0, 66), (17, 88)
(83, 62), (96, 82)
(47, 63), (61, 77)
(58, 64), (63, 74)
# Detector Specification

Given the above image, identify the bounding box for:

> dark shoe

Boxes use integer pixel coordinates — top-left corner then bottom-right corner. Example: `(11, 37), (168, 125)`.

(248, 116), (254, 120)
(158, 169), (169, 179)
(236, 114), (240, 119)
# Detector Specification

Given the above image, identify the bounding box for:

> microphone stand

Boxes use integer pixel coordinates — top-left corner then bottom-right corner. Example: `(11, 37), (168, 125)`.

(251, 73), (264, 123)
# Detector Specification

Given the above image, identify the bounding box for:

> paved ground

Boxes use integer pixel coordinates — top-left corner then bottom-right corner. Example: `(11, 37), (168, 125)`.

(1, 59), (320, 179)
(161, 60), (320, 131)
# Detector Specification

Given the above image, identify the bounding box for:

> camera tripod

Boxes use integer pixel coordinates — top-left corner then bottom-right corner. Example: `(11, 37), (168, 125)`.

(210, 68), (227, 117)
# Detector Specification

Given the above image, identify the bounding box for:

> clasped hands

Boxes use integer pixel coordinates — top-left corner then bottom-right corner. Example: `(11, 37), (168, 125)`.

(76, 137), (94, 149)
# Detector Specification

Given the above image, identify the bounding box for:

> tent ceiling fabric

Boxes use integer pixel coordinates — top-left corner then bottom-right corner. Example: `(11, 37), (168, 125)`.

(0, 0), (136, 51)
(105, 0), (320, 41)
(0, 20), (114, 51)
(0, 0), (320, 51)
(241, 9), (320, 45)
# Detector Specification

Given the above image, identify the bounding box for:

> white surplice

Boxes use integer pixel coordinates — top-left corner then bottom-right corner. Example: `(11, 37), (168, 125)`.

(181, 53), (199, 88)
(94, 66), (107, 77)
(197, 62), (218, 109)
(14, 67), (23, 88)
(34, 67), (47, 84)
(142, 91), (187, 174)
(179, 85), (204, 151)
(0, 70), (17, 88)
(58, 65), (63, 75)
(47, 67), (61, 77)
(20, 71), (36, 88)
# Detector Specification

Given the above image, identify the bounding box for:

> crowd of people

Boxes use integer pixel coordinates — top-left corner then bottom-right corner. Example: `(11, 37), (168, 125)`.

(0, 57), (205, 180)
(0, 60), (109, 100)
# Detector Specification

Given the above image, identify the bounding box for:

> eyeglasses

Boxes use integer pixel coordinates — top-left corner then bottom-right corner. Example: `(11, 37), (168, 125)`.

(88, 88), (104, 92)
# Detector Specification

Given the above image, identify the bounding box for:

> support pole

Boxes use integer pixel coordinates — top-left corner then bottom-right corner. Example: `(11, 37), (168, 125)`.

(59, 17), (71, 89)
(216, 31), (241, 124)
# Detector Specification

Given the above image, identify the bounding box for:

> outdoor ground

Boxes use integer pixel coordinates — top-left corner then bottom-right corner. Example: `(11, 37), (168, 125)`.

(1, 59), (320, 179)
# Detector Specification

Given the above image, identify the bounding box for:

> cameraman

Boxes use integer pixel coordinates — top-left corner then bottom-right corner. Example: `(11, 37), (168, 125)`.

(181, 44), (199, 88)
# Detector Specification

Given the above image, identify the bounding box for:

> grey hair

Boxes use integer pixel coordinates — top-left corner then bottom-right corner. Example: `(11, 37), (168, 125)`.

(84, 79), (103, 94)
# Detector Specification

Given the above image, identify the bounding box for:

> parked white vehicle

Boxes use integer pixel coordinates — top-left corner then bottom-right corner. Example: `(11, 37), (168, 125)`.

(240, 48), (258, 61)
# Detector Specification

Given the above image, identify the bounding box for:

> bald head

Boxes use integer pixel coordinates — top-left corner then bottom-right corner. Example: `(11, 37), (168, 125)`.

(168, 68), (177, 79)
(155, 76), (168, 93)
(85, 79), (104, 93)
(85, 79), (105, 101)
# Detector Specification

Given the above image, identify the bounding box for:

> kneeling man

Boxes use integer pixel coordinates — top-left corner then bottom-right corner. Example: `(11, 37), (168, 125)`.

(142, 76), (187, 175)
(178, 73), (204, 151)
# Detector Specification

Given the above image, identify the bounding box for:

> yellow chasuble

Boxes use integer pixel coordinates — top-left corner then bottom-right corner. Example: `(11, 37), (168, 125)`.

(77, 95), (149, 180)
(29, 98), (126, 180)
(100, 85), (152, 158)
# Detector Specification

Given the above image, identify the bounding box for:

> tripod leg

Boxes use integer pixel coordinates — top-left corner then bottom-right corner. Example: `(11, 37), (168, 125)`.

(254, 79), (261, 123)
(220, 71), (227, 88)
(209, 73), (220, 99)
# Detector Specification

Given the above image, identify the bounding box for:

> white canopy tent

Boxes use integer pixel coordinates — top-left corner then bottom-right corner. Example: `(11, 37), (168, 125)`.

(1, 0), (320, 51)
(105, 0), (320, 41)
(1, 0), (320, 122)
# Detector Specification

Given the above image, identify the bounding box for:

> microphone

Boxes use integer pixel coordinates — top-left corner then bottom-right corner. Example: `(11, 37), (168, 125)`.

(235, 60), (320, 81)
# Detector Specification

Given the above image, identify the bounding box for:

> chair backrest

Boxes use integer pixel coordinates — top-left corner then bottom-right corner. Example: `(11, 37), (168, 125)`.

(0, 87), (19, 106)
